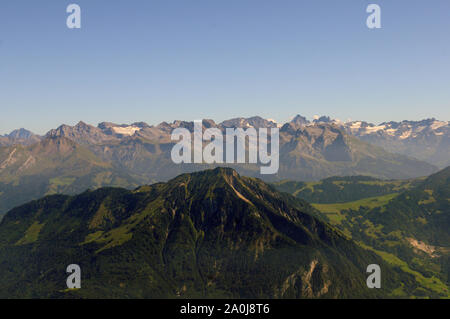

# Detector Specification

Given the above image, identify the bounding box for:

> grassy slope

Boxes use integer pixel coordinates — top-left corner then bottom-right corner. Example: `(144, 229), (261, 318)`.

(312, 193), (399, 224)
(273, 176), (420, 204)
(275, 171), (450, 298)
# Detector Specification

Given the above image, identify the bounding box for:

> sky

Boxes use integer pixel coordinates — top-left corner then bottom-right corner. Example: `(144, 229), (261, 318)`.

(0, 0), (449, 135)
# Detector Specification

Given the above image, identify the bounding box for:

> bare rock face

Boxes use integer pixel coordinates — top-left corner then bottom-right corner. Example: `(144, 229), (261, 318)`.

(46, 121), (118, 145)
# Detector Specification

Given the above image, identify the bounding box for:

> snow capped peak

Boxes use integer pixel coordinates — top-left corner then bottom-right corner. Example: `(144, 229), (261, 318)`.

(341, 118), (449, 140)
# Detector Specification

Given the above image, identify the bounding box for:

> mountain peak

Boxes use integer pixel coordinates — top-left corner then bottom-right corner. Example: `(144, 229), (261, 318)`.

(0, 166), (403, 298)
(313, 116), (333, 123)
(130, 122), (151, 129)
(8, 128), (35, 139)
(290, 114), (310, 127)
(197, 166), (239, 178)
(171, 167), (241, 186)
(220, 116), (278, 129)
(75, 121), (90, 128)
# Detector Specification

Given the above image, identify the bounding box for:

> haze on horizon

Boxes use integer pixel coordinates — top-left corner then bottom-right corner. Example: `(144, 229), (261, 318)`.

(1, 0), (449, 135)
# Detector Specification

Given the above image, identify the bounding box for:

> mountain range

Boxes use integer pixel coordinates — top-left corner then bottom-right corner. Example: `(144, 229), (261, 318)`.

(0, 115), (444, 217)
(3, 115), (448, 168)
(0, 116), (442, 215)
(342, 118), (449, 168)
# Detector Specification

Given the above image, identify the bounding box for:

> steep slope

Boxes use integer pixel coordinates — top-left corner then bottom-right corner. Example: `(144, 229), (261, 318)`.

(0, 136), (141, 216)
(0, 168), (416, 298)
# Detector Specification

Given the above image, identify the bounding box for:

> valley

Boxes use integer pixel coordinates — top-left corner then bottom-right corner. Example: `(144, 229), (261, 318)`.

(274, 168), (450, 297)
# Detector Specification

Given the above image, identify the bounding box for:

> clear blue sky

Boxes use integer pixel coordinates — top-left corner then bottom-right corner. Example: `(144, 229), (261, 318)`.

(1, 0), (449, 135)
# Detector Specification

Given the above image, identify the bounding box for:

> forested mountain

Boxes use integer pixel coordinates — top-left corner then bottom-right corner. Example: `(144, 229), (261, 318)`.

(0, 168), (423, 298)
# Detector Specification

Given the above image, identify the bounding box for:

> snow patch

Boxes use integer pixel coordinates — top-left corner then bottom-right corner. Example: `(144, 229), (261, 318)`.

(362, 125), (386, 134)
(430, 121), (447, 130)
(399, 130), (412, 140)
(112, 126), (141, 136)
